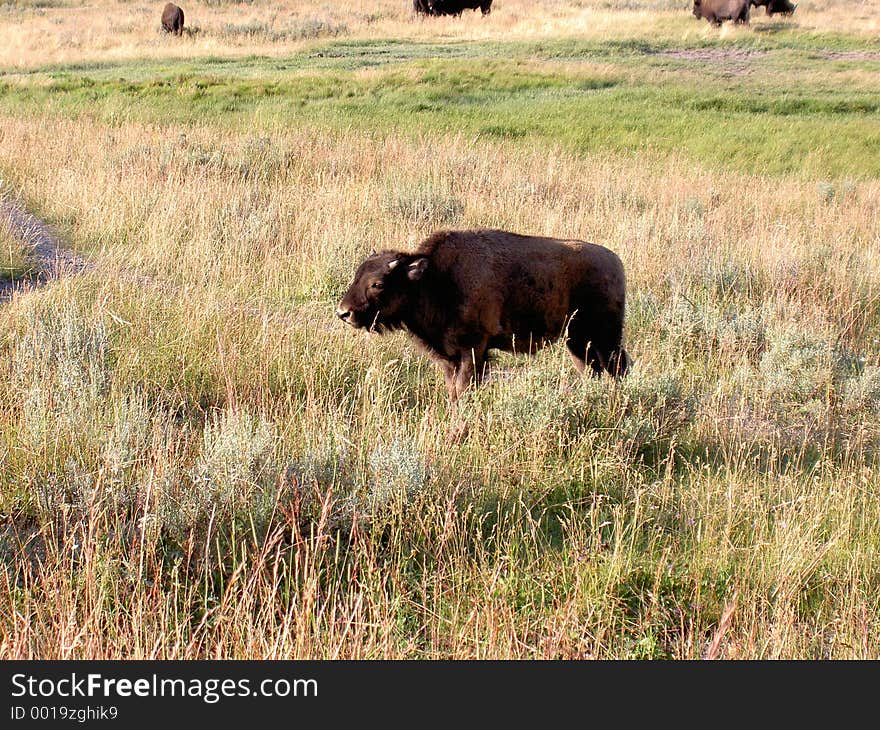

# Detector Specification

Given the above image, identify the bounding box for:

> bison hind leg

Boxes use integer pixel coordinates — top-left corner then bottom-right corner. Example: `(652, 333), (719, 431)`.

(566, 318), (607, 377)
(567, 337), (608, 378)
(606, 348), (630, 378)
(567, 348), (587, 375)
(568, 333), (630, 379)
(584, 345), (630, 378)
(566, 312), (629, 379)
(564, 326), (589, 374)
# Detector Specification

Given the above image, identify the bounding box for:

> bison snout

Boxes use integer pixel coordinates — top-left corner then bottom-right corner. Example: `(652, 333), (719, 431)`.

(337, 307), (352, 323)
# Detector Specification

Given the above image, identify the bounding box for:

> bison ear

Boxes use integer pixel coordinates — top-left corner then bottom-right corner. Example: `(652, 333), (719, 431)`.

(407, 257), (428, 281)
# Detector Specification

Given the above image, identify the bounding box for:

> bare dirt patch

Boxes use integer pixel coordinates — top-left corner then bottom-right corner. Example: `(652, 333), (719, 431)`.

(649, 48), (769, 62)
(646, 48), (768, 76)
(0, 196), (92, 302)
(651, 48), (767, 76)
(818, 51), (880, 62)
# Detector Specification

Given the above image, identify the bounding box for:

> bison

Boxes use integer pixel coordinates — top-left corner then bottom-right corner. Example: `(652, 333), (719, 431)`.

(161, 3), (185, 34)
(337, 229), (630, 403)
(692, 0), (750, 25)
(415, 0), (492, 16)
(751, 0), (796, 15)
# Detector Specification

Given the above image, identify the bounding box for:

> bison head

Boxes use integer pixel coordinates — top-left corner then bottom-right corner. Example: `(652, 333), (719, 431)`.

(336, 251), (429, 332)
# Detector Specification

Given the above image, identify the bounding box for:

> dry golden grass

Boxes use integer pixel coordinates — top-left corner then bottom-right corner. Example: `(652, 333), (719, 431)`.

(0, 217), (33, 282)
(1, 0), (880, 659)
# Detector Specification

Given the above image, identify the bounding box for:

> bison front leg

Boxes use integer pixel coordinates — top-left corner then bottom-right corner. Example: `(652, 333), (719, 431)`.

(444, 344), (487, 444)
(435, 358), (458, 402)
(453, 343), (488, 400)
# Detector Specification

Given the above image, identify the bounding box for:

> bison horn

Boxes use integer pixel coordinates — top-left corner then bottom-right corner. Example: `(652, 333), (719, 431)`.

(407, 257), (428, 281)
(387, 258), (399, 270)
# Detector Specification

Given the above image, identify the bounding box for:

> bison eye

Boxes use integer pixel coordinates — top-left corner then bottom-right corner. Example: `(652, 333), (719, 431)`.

(370, 282), (384, 290)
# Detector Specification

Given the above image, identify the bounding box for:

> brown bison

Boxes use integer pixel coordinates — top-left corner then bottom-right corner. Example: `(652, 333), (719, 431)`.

(337, 229), (630, 402)
(161, 3), (185, 34)
(414, 0), (492, 16)
(751, 0), (796, 15)
(693, 0), (750, 25)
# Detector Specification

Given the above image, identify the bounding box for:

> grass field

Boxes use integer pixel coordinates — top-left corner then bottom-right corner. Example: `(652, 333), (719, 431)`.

(0, 0), (879, 659)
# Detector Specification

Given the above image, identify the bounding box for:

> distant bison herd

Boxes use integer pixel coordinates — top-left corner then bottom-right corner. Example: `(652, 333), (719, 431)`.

(693, 0), (796, 25)
(751, 0), (797, 17)
(158, 0), (796, 34)
(414, 0), (492, 16)
(156, 0), (494, 36)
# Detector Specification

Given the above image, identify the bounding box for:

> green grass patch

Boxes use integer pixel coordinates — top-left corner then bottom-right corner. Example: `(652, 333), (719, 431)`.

(2, 45), (879, 178)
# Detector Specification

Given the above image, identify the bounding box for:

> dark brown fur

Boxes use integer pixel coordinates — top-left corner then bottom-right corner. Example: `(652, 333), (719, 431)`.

(414, 0), (491, 15)
(693, 0), (750, 25)
(161, 3), (185, 34)
(751, 0), (796, 15)
(337, 229), (630, 402)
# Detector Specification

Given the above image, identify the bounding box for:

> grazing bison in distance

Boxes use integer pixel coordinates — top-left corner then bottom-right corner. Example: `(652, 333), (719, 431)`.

(337, 229), (630, 403)
(414, 0), (492, 16)
(161, 3), (185, 34)
(693, 0), (750, 24)
(751, 0), (796, 15)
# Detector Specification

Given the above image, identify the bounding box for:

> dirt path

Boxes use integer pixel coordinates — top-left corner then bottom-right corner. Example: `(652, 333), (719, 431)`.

(0, 195), (93, 302)
(0, 196), (307, 327)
